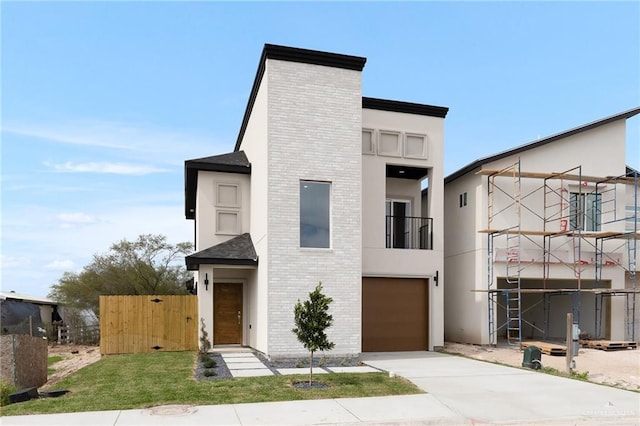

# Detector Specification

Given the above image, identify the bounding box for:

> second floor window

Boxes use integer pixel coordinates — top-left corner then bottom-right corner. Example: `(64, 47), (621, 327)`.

(300, 181), (331, 248)
(569, 192), (601, 232)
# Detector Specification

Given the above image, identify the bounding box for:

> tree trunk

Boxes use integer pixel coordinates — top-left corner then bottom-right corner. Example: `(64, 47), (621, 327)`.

(309, 350), (314, 385)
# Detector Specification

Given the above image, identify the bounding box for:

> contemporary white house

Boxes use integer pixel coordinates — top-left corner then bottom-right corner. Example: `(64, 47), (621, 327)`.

(184, 44), (448, 359)
(444, 108), (640, 346)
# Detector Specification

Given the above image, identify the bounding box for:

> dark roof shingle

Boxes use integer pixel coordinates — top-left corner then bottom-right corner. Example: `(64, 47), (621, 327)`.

(185, 233), (258, 270)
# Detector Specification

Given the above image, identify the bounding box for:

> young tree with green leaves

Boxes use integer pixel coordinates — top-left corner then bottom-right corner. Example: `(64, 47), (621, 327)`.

(292, 282), (335, 385)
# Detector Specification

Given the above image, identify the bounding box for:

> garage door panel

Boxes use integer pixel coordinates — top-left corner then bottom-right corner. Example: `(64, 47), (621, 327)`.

(362, 278), (428, 352)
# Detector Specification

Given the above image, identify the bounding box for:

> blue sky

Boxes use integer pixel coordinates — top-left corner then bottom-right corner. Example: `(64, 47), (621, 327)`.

(2, 2), (639, 297)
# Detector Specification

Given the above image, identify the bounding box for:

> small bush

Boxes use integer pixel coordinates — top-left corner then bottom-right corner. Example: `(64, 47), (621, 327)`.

(1, 381), (17, 406)
(202, 358), (217, 369)
(203, 369), (217, 377)
(198, 353), (210, 363)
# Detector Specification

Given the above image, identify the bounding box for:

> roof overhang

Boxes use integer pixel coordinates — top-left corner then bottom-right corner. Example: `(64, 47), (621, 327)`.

(363, 97), (449, 118)
(185, 234), (258, 270)
(386, 164), (429, 180)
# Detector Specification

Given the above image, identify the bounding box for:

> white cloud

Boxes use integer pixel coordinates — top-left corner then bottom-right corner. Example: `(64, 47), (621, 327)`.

(57, 212), (98, 225)
(44, 260), (76, 270)
(46, 161), (169, 175)
(0, 254), (31, 269)
(3, 120), (223, 166)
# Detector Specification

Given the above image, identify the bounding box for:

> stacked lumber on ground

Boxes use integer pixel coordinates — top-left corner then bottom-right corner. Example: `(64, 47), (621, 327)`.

(521, 341), (566, 356)
(579, 340), (638, 351)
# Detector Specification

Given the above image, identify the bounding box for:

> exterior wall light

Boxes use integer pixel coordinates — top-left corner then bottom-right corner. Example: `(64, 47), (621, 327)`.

(205, 273), (209, 291)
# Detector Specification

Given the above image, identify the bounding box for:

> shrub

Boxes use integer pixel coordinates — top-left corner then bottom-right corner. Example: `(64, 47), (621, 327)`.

(203, 369), (217, 377)
(0, 381), (16, 406)
(202, 358), (217, 369)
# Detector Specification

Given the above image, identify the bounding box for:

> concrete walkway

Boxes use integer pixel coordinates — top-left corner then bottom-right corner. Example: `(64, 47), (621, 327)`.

(3, 351), (639, 425)
(220, 350), (380, 377)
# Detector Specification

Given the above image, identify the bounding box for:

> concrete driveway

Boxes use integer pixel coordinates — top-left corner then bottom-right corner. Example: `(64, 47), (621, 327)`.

(360, 351), (640, 425)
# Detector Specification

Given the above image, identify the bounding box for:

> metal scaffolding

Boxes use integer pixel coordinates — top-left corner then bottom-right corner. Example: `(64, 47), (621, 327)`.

(481, 160), (639, 345)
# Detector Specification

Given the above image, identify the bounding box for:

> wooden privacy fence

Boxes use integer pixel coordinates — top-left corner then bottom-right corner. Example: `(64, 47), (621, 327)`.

(100, 295), (198, 355)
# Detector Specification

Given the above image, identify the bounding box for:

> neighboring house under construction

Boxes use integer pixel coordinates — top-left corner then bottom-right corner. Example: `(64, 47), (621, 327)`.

(444, 108), (639, 346)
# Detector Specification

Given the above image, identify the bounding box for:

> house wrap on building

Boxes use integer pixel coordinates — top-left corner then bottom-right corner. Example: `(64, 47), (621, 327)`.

(184, 44), (448, 359)
(444, 108), (639, 346)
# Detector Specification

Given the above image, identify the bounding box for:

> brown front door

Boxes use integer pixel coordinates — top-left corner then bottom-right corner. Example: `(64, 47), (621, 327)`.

(213, 283), (243, 345)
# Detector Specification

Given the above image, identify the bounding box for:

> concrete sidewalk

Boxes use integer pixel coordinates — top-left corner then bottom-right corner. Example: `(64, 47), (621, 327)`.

(2, 394), (466, 425)
(3, 351), (639, 425)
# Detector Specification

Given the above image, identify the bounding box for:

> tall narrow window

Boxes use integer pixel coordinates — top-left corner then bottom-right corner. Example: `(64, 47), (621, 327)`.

(569, 192), (601, 231)
(459, 192), (467, 208)
(300, 181), (331, 248)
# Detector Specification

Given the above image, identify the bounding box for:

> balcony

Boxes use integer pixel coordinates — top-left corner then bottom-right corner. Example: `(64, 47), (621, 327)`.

(385, 216), (433, 250)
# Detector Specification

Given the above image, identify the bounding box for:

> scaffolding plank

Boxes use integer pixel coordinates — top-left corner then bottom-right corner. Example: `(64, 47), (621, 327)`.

(473, 288), (640, 294)
(521, 341), (566, 356)
(477, 169), (637, 184)
(579, 340), (638, 351)
(478, 229), (639, 238)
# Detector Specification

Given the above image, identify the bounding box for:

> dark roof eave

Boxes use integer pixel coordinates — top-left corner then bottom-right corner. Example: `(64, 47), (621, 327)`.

(363, 97), (449, 118)
(445, 106), (640, 184)
(186, 258), (258, 270)
(235, 44), (367, 152)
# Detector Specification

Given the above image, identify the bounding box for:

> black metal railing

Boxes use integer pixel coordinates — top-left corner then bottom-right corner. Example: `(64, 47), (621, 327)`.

(385, 216), (433, 250)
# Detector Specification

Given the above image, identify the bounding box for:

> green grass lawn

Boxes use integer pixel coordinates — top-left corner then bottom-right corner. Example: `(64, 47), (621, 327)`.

(1, 352), (421, 416)
(47, 355), (64, 376)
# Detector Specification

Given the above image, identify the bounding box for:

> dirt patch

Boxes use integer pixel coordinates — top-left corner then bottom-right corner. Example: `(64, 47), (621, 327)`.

(444, 342), (640, 391)
(44, 344), (101, 389)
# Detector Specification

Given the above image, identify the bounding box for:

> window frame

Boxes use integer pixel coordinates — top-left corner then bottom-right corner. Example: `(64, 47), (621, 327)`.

(403, 133), (428, 159)
(300, 180), (332, 249)
(569, 191), (601, 232)
(378, 130), (402, 157)
(362, 128), (375, 155)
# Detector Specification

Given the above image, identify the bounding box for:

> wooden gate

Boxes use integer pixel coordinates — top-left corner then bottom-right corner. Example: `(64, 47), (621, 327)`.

(99, 295), (198, 355)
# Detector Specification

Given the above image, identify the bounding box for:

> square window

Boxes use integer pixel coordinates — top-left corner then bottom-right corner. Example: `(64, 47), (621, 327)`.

(404, 134), (427, 159)
(378, 131), (401, 157)
(300, 181), (331, 248)
(217, 211), (239, 234)
(217, 183), (240, 207)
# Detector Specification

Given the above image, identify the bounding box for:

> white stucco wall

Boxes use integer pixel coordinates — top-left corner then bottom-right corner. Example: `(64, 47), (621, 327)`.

(264, 59), (363, 358)
(195, 171), (251, 251)
(361, 108), (445, 348)
(444, 174), (486, 344)
(237, 70), (270, 354)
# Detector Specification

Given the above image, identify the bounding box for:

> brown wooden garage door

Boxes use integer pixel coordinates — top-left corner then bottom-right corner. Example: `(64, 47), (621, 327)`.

(362, 277), (428, 351)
